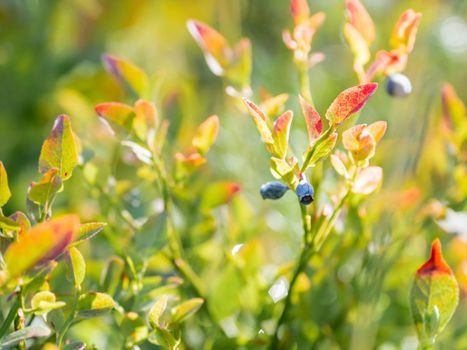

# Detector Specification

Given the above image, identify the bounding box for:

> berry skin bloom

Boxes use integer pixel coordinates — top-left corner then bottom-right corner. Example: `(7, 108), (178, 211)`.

(260, 181), (289, 200)
(386, 73), (412, 97)
(295, 179), (314, 205)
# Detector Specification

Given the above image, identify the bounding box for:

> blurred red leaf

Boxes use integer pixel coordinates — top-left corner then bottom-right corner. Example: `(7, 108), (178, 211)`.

(417, 239), (454, 277)
(291, 0), (310, 25)
(5, 215), (80, 278)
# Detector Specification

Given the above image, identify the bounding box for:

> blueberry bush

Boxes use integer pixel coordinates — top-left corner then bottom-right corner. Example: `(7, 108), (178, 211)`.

(0, 0), (466, 349)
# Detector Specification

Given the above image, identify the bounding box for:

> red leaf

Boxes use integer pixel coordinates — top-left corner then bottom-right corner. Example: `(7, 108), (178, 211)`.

(299, 95), (322, 142)
(417, 239), (454, 277)
(325, 83), (378, 126)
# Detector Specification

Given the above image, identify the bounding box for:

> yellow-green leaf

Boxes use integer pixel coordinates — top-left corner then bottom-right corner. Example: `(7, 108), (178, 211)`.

(410, 239), (459, 343)
(31, 291), (65, 315)
(103, 54), (149, 97)
(192, 115), (220, 155)
(28, 168), (63, 206)
(171, 298), (204, 324)
(306, 132), (338, 167)
(148, 295), (169, 329)
(74, 222), (107, 245)
(272, 110), (294, 159)
(243, 98), (275, 153)
(4, 215), (80, 278)
(68, 247), (86, 289)
(77, 292), (115, 318)
(0, 161), (11, 207)
(38, 115), (79, 181)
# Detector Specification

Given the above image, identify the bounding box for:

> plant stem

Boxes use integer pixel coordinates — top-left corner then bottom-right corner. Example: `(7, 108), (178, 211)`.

(57, 291), (79, 347)
(298, 62), (314, 107)
(0, 296), (20, 339)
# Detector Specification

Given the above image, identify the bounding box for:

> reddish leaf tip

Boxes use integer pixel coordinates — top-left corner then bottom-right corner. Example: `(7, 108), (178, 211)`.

(417, 239), (454, 277)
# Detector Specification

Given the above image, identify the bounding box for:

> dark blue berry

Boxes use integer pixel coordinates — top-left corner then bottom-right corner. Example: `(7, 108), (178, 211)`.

(386, 73), (412, 97)
(260, 181), (289, 200)
(295, 180), (314, 205)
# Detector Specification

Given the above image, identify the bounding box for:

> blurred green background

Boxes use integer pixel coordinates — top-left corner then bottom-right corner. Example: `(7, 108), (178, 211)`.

(1, 0), (466, 349)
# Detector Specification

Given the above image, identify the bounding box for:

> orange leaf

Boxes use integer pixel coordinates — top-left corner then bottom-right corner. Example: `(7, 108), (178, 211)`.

(187, 20), (231, 76)
(133, 99), (158, 141)
(345, 0), (375, 44)
(291, 0), (310, 25)
(342, 124), (376, 161)
(365, 50), (407, 81)
(299, 95), (322, 142)
(4, 215), (80, 278)
(366, 121), (387, 143)
(417, 239), (454, 277)
(352, 166), (382, 194)
(390, 9), (422, 54)
(325, 83), (378, 126)
(95, 102), (135, 129)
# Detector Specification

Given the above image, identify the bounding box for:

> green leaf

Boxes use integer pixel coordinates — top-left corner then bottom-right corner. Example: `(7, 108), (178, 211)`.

(148, 295), (169, 329)
(68, 247), (86, 289)
(62, 341), (86, 350)
(148, 328), (181, 349)
(121, 312), (148, 345)
(0, 161), (11, 207)
(410, 239), (459, 343)
(270, 157), (299, 188)
(101, 256), (125, 296)
(28, 168), (63, 206)
(30, 291), (66, 315)
(192, 115), (220, 155)
(200, 182), (241, 210)
(4, 215), (80, 278)
(305, 131), (337, 167)
(0, 325), (51, 347)
(39, 115), (79, 181)
(171, 298), (204, 324)
(272, 110), (294, 159)
(77, 292), (115, 318)
(74, 222), (107, 244)
(103, 54), (149, 97)
(0, 215), (21, 233)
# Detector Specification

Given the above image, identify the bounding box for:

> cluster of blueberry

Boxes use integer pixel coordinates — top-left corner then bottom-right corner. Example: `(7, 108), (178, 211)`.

(260, 179), (314, 205)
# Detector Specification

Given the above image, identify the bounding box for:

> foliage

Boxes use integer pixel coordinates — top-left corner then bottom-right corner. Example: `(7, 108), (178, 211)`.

(0, 0), (466, 349)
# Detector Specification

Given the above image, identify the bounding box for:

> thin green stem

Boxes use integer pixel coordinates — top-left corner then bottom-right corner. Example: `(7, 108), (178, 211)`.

(298, 62), (314, 107)
(57, 291), (79, 347)
(0, 296), (20, 339)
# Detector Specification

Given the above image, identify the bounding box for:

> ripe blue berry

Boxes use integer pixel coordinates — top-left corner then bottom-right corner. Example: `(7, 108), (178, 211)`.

(386, 73), (412, 97)
(295, 179), (314, 205)
(260, 181), (289, 200)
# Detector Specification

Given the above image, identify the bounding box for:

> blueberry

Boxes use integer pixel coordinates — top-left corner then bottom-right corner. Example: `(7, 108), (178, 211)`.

(386, 73), (412, 97)
(260, 181), (289, 200)
(295, 180), (314, 205)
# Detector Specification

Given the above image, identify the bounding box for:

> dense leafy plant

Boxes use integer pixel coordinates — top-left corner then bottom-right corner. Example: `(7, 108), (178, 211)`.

(0, 0), (465, 349)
